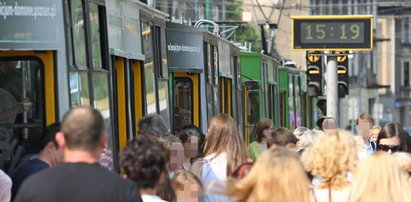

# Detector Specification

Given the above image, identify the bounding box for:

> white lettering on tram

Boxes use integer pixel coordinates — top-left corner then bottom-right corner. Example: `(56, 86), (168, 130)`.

(0, 1), (56, 20)
(167, 43), (201, 53)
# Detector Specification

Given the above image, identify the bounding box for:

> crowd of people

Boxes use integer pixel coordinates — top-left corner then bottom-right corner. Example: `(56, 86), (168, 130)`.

(0, 107), (411, 202)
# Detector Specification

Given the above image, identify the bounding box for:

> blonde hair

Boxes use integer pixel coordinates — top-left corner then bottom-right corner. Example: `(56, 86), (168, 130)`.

(369, 126), (381, 137)
(355, 113), (374, 126)
(204, 114), (248, 175)
(302, 129), (357, 189)
(172, 171), (203, 197)
(350, 152), (411, 202)
(224, 147), (311, 202)
(297, 129), (324, 151)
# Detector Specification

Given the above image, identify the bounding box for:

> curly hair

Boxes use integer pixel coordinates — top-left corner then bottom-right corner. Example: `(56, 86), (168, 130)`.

(302, 129), (357, 189)
(120, 136), (166, 189)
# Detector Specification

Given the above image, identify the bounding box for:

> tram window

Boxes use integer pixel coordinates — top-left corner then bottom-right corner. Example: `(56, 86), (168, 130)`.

(174, 79), (193, 133)
(213, 46), (219, 86)
(88, 3), (103, 68)
(91, 73), (112, 147)
(159, 28), (168, 79)
(206, 43), (213, 84)
(69, 72), (90, 106)
(0, 60), (44, 152)
(248, 91), (260, 124)
(70, 0), (87, 68)
(158, 81), (170, 130)
(142, 22), (157, 115)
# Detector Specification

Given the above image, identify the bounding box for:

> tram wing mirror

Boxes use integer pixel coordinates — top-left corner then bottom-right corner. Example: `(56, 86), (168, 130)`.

(245, 80), (260, 91)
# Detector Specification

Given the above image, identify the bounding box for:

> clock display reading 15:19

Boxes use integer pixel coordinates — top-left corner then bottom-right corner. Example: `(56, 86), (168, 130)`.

(292, 15), (373, 50)
(301, 22), (364, 43)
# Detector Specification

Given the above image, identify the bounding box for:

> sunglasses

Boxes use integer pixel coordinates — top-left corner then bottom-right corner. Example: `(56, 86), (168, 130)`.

(377, 144), (401, 152)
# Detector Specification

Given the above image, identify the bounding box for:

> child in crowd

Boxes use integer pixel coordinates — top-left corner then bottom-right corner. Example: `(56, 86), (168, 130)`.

(369, 126), (381, 151)
(171, 171), (203, 202)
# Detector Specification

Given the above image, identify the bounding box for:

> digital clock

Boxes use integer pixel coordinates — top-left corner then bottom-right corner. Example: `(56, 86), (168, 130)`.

(292, 15), (373, 51)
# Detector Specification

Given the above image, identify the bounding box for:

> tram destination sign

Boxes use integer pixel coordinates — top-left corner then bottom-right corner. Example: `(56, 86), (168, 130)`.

(292, 15), (373, 51)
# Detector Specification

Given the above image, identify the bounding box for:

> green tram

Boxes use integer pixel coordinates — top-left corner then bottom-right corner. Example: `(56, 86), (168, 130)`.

(0, 0), (173, 172)
(0, 0), (318, 172)
(240, 52), (317, 144)
(278, 67), (316, 130)
(166, 23), (243, 136)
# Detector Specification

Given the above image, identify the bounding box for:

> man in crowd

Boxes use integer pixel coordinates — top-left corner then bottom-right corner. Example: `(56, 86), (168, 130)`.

(15, 107), (142, 202)
(12, 123), (63, 199)
(356, 113), (375, 155)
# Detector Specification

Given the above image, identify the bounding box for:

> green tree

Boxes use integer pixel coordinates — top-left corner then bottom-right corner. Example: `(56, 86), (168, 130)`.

(224, 0), (262, 52)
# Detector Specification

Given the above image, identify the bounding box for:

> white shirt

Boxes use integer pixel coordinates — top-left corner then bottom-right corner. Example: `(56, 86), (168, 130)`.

(202, 153), (230, 202)
(141, 194), (168, 202)
(0, 169), (11, 202)
(312, 187), (350, 202)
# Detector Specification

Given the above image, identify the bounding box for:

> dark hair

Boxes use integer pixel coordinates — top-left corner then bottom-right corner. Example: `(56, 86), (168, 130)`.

(377, 123), (411, 152)
(255, 119), (274, 142)
(138, 114), (170, 137)
(178, 129), (200, 144)
(267, 127), (297, 148)
(120, 136), (166, 189)
(182, 125), (205, 158)
(61, 107), (104, 150)
(156, 170), (177, 202)
(40, 122), (60, 149)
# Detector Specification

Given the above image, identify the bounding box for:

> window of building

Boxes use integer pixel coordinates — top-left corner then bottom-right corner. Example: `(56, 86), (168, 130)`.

(402, 17), (411, 44)
(403, 61), (410, 87)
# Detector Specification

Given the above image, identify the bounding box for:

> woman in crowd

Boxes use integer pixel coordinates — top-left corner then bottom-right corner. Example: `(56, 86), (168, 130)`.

(171, 171), (203, 202)
(350, 152), (411, 202)
(224, 147), (311, 202)
(157, 135), (185, 175)
(178, 129), (200, 171)
(376, 123), (411, 153)
(197, 114), (248, 201)
(247, 119), (274, 161)
(302, 129), (357, 202)
(293, 127), (310, 140)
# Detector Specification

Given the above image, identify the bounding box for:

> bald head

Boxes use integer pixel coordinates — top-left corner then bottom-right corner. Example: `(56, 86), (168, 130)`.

(61, 107), (104, 151)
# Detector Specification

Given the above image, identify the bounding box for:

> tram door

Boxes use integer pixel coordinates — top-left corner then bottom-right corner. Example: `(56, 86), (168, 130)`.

(113, 57), (144, 151)
(0, 51), (56, 171)
(173, 72), (200, 134)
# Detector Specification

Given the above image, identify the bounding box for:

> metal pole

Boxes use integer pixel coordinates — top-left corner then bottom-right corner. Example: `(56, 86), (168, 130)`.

(327, 56), (338, 119)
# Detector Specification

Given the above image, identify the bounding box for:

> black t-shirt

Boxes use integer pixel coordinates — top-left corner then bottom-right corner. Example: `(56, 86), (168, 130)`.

(12, 158), (50, 199)
(14, 163), (142, 202)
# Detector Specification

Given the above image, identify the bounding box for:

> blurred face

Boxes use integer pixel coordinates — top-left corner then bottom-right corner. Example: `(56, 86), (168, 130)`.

(176, 182), (202, 202)
(170, 142), (185, 171)
(263, 126), (274, 139)
(322, 118), (336, 131)
(378, 137), (401, 154)
(183, 136), (199, 158)
(356, 121), (372, 140)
